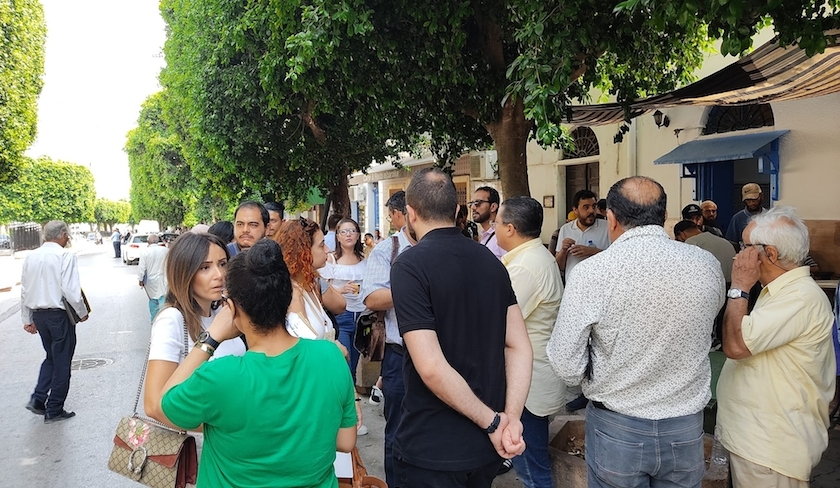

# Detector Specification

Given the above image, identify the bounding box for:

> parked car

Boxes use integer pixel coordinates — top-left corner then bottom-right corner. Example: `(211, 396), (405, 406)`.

(0, 234), (9, 249)
(121, 234), (149, 265)
(87, 232), (103, 244)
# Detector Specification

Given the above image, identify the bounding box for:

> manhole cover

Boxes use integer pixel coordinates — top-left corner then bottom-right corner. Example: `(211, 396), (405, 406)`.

(71, 358), (113, 370)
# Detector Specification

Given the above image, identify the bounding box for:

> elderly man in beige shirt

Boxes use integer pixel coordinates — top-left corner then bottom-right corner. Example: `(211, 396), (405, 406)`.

(718, 206), (835, 488)
(496, 196), (564, 488)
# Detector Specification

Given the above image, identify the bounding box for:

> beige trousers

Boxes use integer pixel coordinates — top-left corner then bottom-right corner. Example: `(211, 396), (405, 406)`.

(730, 452), (809, 488)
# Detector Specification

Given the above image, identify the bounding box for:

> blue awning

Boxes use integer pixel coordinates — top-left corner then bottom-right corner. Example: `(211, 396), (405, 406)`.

(653, 130), (789, 165)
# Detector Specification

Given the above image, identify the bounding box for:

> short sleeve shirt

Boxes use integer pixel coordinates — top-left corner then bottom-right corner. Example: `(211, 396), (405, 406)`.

(391, 227), (517, 470)
(149, 307), (246, 363)
(557, 218), (610, 281)
(162, 339), (356, 487)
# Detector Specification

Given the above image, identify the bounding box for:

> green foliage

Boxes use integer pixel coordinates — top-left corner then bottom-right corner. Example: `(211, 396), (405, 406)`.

(0, 0), (46, 184)
(94, 198), (131, 227)
(0, 156), (95, 224)
(156, 1), (839, 198)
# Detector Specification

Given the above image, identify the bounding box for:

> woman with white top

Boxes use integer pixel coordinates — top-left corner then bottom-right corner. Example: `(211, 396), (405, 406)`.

(144, 232), (247, 429)
(274, 217), (368, 433)
(319, 218), (367, 385)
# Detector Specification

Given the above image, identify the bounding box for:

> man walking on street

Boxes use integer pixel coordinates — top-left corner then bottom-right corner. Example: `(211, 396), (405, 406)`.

(22, 220), (89, 423)
(138, 233), (168, 322)
(111, 227), (122, 258)
(548, 177), (724, 488)
(391, 168), (532, 487)
(227, 201), (268, 257)
(717, 207), (835, 487)
(496, 196), (564, 488)
(360, 190), (415, 488)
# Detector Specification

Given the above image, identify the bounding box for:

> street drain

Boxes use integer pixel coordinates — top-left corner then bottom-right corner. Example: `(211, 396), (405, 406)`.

(71, 358), (113, 370)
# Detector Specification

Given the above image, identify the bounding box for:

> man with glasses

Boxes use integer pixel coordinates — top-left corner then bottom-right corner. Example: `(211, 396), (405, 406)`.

(725, 183), (767, 243)
(470, 186), (506, 259)
(718, 206), (835, 488)
(360, 190), (416, 487)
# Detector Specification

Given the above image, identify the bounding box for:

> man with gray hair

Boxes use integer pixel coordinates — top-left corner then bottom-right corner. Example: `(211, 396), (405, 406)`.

(21, 220), (89, 423)
(138, 233), (169, 322)
(717, 206), (835, 488)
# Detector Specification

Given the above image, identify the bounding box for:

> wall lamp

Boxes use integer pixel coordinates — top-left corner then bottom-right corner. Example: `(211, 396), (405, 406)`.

(653, 110), (670, 128)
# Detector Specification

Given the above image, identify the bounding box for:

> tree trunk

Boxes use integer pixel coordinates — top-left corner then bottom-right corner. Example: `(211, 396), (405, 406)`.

(329, 166), (351, 217)
(485, 97), (532, 198)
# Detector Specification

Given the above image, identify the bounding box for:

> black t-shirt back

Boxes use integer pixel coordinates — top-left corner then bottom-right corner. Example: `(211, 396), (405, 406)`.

(390, 227), (517, 470)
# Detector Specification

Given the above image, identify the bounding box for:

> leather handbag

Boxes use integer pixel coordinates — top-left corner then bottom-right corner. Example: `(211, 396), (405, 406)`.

(337, 447), (388, 488)
(107, 323), (198, 488)
(355, 311), (387, 361)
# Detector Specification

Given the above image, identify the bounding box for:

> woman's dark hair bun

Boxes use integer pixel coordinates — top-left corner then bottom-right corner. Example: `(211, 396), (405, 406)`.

(244, 239), (285, 276)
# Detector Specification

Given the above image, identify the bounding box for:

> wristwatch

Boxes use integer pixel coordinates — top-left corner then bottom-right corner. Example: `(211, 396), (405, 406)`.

(197, 330), (220, 350)
(484, 412), (501, 434)
(727, 288), (749, 300)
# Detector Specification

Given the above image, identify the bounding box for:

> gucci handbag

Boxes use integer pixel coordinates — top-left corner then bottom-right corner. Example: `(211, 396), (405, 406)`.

(107, 325), (198, 488)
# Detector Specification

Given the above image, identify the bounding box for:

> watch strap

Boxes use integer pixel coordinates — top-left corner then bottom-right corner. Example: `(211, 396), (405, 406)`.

(200, 331), (221, 349)
(728, 288), (749, 300)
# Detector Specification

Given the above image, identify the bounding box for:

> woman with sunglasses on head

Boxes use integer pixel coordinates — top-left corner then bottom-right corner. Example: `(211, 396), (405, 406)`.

(158, 239), (357, 487)
(143, 232), (246, 432)
(319, 218), (368, 393)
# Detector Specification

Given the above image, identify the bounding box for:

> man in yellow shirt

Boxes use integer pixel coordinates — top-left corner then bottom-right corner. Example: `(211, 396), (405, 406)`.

(718, 206), (835, 488)
(496, 196), (565, 488)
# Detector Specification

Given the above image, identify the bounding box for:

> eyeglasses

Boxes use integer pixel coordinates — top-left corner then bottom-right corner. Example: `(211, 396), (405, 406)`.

(740, 242), (766, 250)
(385, 214), (392, 223)
(338, 229), (358, 236)
(467, 200), (489, 207)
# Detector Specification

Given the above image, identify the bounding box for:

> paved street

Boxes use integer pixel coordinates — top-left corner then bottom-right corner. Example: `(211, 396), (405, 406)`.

(0, 242), (836, 487)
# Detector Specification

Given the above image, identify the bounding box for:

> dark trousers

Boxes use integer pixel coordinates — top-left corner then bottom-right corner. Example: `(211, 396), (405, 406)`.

(113, 241), (121, 257)
(31, 310), (76, 416)
(382, 344), (406, 488)
(395, 457), (502, 488)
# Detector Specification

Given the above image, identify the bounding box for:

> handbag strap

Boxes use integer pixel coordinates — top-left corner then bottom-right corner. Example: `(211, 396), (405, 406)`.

(130, 310), (189, 432)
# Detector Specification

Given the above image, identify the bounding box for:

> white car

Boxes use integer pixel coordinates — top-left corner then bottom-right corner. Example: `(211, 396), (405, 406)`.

(122, 234), (149, 265)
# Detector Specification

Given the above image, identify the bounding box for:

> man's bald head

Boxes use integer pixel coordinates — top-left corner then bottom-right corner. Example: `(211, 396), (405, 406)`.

(606, 176), (667, 229)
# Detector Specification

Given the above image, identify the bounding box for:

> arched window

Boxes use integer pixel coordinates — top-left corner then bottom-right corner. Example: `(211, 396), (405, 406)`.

(566, 126), (600, 158)
(702, 104), (774, 135)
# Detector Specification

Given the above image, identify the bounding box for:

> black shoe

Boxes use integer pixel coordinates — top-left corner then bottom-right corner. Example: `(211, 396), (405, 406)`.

(25, 399), (46, 415)
(496, 458), (513, 476)
(44, 410), (76, 423)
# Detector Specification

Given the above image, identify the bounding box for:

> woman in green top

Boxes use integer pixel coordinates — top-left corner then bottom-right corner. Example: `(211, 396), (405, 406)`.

(158, 239), (358, 487)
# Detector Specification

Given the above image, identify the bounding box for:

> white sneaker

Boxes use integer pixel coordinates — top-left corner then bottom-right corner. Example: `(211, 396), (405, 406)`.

(357, 424), (369, 436)
(369, 385), (383, 405)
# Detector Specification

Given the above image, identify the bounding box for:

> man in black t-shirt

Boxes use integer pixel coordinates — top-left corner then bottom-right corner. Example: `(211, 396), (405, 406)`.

(390, 168), (533, 487)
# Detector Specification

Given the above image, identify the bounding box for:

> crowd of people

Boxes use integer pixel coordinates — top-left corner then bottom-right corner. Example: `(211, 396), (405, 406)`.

(20, 172), (837, 488)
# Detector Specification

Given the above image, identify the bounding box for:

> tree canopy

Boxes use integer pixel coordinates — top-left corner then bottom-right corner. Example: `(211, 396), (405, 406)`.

(94, 198), (132, 230)
(0, 156), (95, 225)
(0, 0), (46, 184)
(154, 0), (840, 200)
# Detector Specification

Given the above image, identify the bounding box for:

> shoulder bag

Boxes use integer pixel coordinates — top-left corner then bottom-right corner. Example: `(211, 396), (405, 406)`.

(337, 447), (387, 488)
(107, 321), (198, 488)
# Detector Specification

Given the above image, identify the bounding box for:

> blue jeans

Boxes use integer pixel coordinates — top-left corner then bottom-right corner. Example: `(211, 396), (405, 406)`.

(586, 403), (705, 488)
(32, 310), (77, 416)
(382, 344), (406, 488)
(511, 408), (553, 488)
(148, 296), (166, 323)
(335, 310), (360, 383)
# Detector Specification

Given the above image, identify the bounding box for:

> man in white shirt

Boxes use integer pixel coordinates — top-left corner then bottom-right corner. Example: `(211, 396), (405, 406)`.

(548, 177), (724, 488)
(496, 196), (564, 488)
(552, 190), (610, 282)
(21, 221), (89, 423)
(138, 233), (169, 322)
